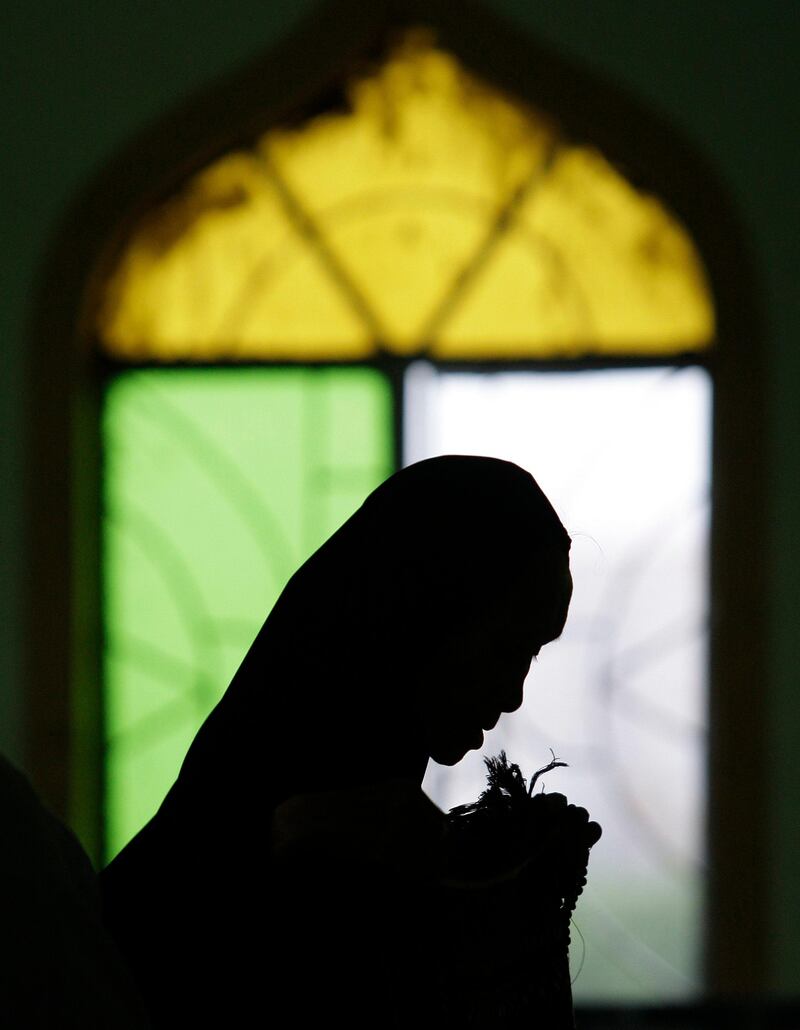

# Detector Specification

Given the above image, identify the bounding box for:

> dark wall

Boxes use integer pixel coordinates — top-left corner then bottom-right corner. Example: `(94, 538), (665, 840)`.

(3, 0), (798, 993)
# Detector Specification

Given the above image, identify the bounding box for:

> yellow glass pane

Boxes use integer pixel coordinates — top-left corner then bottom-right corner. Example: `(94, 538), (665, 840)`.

(434, 148), (714, 357)
(98, 33), (714, 361)
(264, 35), (555, 353)
(98, 153), (373, 361)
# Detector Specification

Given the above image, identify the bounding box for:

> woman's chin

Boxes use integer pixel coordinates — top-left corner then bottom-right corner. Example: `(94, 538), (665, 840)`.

(431, 728), (484, 766)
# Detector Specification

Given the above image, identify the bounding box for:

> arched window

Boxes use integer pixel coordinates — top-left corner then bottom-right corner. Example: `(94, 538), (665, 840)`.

(27, 1), (766, 1005)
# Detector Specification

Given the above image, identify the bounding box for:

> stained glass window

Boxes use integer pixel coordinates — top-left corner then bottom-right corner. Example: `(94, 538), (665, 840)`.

(95, 29), (715, 1005)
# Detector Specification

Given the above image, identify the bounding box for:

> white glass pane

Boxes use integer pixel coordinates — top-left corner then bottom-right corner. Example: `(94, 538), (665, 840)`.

(407, 364), (711, 1002)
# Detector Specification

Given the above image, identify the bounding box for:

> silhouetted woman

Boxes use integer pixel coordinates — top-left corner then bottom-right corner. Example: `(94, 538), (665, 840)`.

(101, 455), (581, 1028)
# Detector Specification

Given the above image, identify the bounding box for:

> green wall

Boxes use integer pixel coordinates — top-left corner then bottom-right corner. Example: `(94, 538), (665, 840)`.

(3, 0), (799, 994)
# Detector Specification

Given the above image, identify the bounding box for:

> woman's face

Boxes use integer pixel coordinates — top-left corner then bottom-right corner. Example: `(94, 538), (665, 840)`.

(415, 554), (572, 767)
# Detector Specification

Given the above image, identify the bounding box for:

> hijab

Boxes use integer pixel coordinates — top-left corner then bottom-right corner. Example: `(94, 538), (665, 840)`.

(164, 455), (570, 805)
(100, 455), (570, 1025)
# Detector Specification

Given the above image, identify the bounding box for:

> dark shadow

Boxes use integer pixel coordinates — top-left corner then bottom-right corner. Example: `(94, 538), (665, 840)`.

(100, 454), (600, 1028)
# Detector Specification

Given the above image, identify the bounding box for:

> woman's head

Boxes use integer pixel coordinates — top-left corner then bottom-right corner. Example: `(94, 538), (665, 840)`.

(350, 456), (572, 765)
(204, 454), (571, 786)
(286, 455), (568, 770)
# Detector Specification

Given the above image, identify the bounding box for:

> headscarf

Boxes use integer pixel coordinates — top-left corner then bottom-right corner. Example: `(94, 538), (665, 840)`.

(169, 455), (570, 804)
(100, 455), (570, 1026)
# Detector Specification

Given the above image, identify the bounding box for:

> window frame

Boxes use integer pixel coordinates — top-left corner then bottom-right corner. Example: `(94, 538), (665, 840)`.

(24, 0), (765, 997)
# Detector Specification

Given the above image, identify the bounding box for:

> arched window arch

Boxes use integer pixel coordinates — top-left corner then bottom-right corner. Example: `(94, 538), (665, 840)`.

(26, 0), (766, 1002)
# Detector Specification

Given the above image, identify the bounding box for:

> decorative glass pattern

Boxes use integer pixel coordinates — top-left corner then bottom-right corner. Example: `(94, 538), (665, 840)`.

(409, 364), (711, 1001)
(103, 367), (392, 857)
(93, 24), (718, 1006)
(97, 34), (713, 362)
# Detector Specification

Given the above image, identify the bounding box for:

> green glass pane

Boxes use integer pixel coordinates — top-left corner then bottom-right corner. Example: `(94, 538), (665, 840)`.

(103, 367), (392, 859)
